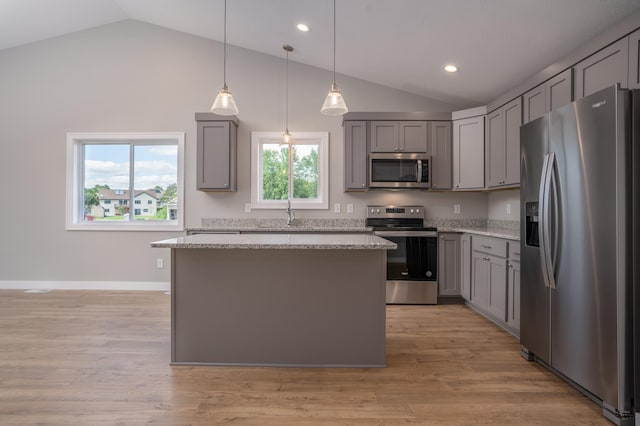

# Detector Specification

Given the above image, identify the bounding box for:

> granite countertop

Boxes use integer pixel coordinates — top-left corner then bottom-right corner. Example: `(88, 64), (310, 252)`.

(190, 218), (371, 234)
(188, 226), (372, 233)
(151, 233), (397, 250)
(437, 226), (520, 241)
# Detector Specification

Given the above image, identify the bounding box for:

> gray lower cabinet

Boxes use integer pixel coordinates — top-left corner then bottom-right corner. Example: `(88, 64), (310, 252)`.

(465, 235), (521, 335)
(344, 121), (368, 191)
(574, 37), (629, 99)
(460, 234), (472, 301)
(507, 258), (521, 332)
(370, 121), (428, 153)
(196, 113), (238, 191)
(523, 69), (573, 124)
(453, 116), (485, 190)
(438, 233), (461, 296)
(429, 121), (452, 190)
(629, 28), (640, 89)
(486, 97), (522, 188)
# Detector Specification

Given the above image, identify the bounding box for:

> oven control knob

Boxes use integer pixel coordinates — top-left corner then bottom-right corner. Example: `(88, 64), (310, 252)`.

(410, 209), (414, 213)
(415, 208), (420, 214)
(376, 209), (380, 213)
(426, 271), (433, 277)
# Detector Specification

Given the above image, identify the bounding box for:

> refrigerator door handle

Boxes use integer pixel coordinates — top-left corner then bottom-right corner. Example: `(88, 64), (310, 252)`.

(548, 153), (559, 290)
(539, 153), (552, 288)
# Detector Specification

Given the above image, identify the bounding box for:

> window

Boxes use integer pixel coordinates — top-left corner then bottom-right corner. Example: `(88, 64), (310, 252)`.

(250, 132), (328, 209)
(66, 132), (184, 231)
(148, 200), (152, 204)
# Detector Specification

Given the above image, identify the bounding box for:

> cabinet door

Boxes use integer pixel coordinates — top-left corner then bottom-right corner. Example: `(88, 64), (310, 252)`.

(438, 233), (461, 296)
(344, 121), (368, 191)
(399, 121), (428, 152)
(453, 116), (485, 190)
(574, 37), (629, 99)
(197, 121), (235, 191)
(507, 259), (521, 331)
(487, 254), (507, 321)
(471, 251), (490, 310)
(546, 68), (573, 111)
(503, 97), (522, 185)
(460, 234), (472, 301)
(429, 121), (452, 190)
(523, 84), (546, 124)
(629, 29), (640, 89)
(485, 109), (504, 187)
(370, 121), (399, 152)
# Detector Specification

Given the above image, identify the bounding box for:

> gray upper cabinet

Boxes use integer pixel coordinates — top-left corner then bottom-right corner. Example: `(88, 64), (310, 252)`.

(370, 121), (427, 153)
(574, 37), (629, 99)
(546, 69), (573, 112)
(196, 113), (238, 192)
(629, 28), (640, 89)
(438, 233), (461, 297)
(453, 116), (485, 190)
(344, 121), (368, 191)
(523, 69), (573, 124)
(486, 97), (521, 188)
(429, 121), (452, 190)
(370, 121), (398, 152)
(523, 84), (546, 124)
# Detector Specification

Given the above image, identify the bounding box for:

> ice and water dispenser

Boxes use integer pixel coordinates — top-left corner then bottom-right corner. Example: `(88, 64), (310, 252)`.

(525, 202), (539, 247)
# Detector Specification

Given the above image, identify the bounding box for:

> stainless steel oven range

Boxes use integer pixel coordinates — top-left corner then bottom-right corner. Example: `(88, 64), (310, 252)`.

(366, 205), (438, 304)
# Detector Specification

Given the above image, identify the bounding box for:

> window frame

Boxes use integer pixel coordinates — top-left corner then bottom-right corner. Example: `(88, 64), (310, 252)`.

(65, 132), (185, 231)
(250, 132), (329, 209)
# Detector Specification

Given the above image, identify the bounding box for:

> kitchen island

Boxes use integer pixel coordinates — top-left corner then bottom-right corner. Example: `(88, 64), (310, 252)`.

(151, 233), (396, 367)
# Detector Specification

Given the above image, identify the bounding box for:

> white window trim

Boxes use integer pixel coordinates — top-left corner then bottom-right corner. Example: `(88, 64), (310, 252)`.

(65, 132), (185, 231)
(250, 132), (329, 209)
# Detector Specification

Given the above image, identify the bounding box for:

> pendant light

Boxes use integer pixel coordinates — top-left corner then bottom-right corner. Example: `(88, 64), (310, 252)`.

(283, 44), (293, 143)
(211, 0), (239, 116)
(321, 0), (348, 116)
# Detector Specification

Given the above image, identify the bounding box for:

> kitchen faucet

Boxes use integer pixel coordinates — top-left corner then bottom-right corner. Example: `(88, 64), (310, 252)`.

(286, 198), (295, 226)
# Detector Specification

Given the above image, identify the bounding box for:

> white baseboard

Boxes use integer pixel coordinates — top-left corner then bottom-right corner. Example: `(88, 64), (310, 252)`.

(0, 280), (170, 291)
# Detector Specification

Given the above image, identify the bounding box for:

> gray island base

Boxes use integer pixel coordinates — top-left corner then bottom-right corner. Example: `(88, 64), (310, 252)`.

(151, 234), (395, 367)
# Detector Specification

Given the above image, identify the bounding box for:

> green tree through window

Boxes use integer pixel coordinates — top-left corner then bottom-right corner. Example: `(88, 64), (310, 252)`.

(261, 144), (319, 200)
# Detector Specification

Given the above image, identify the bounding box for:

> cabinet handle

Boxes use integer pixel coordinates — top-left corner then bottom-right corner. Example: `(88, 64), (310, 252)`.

(507, 263), (513, 268)
(224, 184), (229, 188)
(483, 256), (490, 261)
(455, 184), (460, 188)
(361, 183), (366, 187)
(481, 244), (492, 249)
(440, 236), (444, 240)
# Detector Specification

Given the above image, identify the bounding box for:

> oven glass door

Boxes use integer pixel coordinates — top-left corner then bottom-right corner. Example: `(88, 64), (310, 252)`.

(370, 158), (419, 183)
(382, 234), (437, 281)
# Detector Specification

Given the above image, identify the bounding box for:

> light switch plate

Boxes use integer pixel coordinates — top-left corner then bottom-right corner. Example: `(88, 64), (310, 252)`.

(347, 203), (354, 213)
(334, 203), (341, 213)
(506, 203), (511, 215)
(454, 204), (461, 214)
(245, 203), (251, 213)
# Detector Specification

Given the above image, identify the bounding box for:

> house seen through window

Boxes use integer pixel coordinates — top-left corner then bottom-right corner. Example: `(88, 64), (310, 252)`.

(66, 133), (184, 231)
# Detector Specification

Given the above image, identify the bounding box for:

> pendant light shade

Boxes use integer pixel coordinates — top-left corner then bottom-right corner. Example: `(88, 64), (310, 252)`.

(211, 0), (239, 116)
(283, 44), (294, 144)
(321, 0), (348, 116)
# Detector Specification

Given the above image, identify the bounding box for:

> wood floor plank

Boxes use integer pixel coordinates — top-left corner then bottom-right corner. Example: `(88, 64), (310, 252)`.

(0, 290), (610, 425)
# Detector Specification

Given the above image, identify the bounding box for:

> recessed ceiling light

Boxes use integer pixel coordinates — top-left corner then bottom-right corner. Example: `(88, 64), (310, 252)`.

(444, 64), (459, 73)
(297, 23), (310, 32)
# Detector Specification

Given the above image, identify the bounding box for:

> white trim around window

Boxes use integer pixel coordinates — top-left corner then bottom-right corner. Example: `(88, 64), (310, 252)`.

(250, 132), (329, 209)
(65, 132), (185, 231)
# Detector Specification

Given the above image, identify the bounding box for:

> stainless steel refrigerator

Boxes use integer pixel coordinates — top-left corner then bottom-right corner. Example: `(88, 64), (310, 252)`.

(520, 84), (638, 425)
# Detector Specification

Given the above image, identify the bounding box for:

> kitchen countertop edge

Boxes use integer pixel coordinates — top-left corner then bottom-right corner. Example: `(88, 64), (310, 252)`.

(437, 227), (520, 241)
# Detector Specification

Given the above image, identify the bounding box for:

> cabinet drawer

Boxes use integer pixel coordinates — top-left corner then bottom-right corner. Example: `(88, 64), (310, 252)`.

(472, 236), (507, 258)
(508, 242), (521, 262)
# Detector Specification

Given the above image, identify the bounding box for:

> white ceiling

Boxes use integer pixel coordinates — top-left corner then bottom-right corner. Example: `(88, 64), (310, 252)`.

(2, 0), (640, 108)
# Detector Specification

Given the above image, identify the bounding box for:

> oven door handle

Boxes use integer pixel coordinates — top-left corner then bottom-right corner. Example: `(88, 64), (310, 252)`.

(374, 230), (438, 238)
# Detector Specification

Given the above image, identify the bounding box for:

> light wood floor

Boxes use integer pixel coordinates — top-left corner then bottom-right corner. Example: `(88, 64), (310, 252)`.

(0, 290), (609, 425)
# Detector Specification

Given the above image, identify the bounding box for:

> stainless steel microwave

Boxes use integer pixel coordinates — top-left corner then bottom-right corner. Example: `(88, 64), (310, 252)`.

(369, 153), (431, 189)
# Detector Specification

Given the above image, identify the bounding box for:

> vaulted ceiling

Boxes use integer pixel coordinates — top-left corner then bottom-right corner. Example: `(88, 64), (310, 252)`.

(2, 0), (640, 108)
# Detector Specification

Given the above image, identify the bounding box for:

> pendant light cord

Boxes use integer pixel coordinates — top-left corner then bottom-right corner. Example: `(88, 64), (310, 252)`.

(285, 47), (289, 131)
(332, 0), (336, 85)
(223, 0), (227, 86)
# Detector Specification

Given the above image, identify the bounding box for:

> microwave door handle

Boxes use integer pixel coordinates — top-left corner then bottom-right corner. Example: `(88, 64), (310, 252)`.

(417, 160), (423, 183)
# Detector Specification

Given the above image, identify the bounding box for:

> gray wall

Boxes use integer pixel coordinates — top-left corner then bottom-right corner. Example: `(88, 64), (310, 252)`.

(487, 189), (520, 221)
(0, 20), (492, 285)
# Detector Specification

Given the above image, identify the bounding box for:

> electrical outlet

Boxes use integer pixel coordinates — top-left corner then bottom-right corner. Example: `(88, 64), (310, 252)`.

(334, 203), (341, 213)
(347, 203), (354, 214)
(454, 204), (461, 214)
(245, 203), (251, 213)
(156, 258), (164, 269)
(506, 203), (511, 215)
